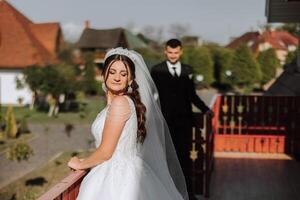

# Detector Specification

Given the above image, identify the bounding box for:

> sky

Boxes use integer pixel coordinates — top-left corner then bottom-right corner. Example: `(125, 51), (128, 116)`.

(9, 0), (269, 45)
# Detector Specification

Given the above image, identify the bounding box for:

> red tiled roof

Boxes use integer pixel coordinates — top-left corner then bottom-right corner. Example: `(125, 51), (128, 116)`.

(263, 31), (298, 47)
(227, 32), (259, 49)
(0, 0), (63, 69)
(30, 23), (63, 57)
(227, 30), (298, 55)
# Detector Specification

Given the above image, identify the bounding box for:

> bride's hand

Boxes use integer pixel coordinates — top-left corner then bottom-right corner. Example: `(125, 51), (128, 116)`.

(68, 156), (82, 170)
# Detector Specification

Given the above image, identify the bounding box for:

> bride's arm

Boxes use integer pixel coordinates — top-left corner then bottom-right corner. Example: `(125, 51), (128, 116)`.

(68, 96), (130, 170)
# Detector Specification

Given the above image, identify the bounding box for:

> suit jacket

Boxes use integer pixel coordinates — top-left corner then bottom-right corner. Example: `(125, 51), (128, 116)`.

(151, 61), (209, 125)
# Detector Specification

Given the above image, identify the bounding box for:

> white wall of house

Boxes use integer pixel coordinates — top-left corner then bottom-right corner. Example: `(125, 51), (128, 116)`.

(275, 49), (288, 65)
(259, 42), (272, 51)
(0, 69), (32, 106)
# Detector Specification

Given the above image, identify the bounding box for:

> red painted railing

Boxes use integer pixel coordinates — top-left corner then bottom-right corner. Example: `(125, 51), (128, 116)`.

(215, 95), (300, 157)
(37, 170), (88, 200)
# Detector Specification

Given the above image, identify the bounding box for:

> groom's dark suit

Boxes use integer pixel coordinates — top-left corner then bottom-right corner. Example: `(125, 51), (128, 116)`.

(151, 61), (209, 196)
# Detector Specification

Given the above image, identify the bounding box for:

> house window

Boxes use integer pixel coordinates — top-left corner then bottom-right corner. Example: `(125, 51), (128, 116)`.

(278, 41), (285, 48)
(247, 40), (254, 47)
(288, 45), (297, 52)
(259, 42), (272, 51)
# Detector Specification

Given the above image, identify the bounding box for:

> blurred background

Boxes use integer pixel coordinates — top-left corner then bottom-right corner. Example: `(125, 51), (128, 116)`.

(0, 0), (299, 199)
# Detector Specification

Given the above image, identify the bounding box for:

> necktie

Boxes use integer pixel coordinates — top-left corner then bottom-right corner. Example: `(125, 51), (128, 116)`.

(172, 67), (179, 78)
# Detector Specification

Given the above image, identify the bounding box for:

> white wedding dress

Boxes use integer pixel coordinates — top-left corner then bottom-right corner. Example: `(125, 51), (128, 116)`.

(76, 96), (184, 200)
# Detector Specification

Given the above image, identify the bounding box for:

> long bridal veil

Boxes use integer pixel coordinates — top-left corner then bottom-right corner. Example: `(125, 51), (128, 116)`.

(105, 48), (189, 200)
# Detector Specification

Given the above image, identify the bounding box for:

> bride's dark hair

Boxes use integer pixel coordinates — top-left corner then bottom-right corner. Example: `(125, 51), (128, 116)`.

(103, 54), (147, 144)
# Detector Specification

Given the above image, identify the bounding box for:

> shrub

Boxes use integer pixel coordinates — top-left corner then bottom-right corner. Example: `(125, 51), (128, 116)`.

(5, 106), (18, 138)
(6, 142), (34, 162)
(18, 115), (31, 134)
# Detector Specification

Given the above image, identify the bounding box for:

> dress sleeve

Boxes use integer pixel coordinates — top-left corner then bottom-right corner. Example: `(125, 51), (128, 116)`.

(85, 96), (131, 164)
(106, 96), (131, 123)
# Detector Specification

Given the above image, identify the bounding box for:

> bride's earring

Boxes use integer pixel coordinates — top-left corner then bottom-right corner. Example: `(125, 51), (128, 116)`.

(102, 83), (107, 93)
(127, 85), (133, 93)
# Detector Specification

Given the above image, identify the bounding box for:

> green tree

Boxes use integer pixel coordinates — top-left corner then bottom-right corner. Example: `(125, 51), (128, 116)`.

(23, 64), (80, 115)
(231, 44), (262, 89)
(39, 66), (65, 97)
(182, 47), (214, 85)
(54, 63), (78, 94)
(209, 46), (234, 86)
(5, 106), (18, 138)
(58, 42), (75, 65)
(23, 66), (44, 109)
(134, 47), (164, 68)
(41, 65), (79, 115)
(81, 53), (101, 95)
(285, 48), (298, 65)
(257, 48), (280, 85)
(25, 64), (78, 97)
(28, 64), (76, 97)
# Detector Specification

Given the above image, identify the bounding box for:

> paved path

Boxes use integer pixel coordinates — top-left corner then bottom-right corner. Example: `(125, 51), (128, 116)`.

(0, 123), (93, 189)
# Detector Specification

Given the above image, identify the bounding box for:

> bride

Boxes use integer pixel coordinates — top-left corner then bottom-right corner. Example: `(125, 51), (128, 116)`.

(68, 48), (189, 200)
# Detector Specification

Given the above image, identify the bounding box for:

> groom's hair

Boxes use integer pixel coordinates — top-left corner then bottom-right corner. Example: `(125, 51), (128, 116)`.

(165, 39), (182, 48)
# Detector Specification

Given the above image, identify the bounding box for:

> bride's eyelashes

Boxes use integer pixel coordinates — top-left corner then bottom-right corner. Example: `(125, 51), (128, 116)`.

(109, 70), (128, 77)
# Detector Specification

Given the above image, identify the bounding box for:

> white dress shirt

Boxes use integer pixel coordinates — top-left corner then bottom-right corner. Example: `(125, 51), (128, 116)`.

(166, 61), (181, 77)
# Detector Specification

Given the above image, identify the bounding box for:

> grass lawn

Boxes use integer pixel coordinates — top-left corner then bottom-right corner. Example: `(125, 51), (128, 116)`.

(0, 151), (91, 200)
(1, 96), (106, 124)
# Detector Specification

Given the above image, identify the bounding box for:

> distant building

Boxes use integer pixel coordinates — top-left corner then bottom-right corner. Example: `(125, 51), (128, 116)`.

(264, 0), (300, 95)
(77, 23), (147, 65)
(266, 0), (300, 23)
(227, 30), (298, 65)
(265, 63), (300, 95)
(136, 33), (161, 50)
(0, 0), (64, 105)
(181, 36), (202, 47)
(76, 22), (148, 80)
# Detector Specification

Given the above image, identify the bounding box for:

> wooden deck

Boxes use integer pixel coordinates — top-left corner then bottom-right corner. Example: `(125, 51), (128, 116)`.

(203, 155), (300, 200)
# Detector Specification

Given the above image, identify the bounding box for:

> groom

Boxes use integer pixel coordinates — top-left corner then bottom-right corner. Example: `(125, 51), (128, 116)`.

(151, 39), (213, 198)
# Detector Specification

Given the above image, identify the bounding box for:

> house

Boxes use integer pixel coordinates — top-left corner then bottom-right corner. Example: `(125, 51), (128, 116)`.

(265, 62), (300, 95)
(0, 0), (64, 105)
(136, 33), (161, 50)
(76, 22), (148, 80)
(266, 0), (300, 68)
(226, 30), (298, 65)
(264, 0), (300, 95)
(266, 0), (300, 23)
(76, 22), (148, 67)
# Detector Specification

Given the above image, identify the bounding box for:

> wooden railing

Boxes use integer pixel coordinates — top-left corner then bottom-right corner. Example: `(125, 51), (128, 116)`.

(215, 95), (300, 157)
(38, 95), (219, 199)
(37, 170), (88, 200)
(39, 95), (300, 199)
(190, 94), (220, 198)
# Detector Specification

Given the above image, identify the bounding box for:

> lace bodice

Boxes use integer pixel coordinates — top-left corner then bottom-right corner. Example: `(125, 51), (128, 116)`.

(91, 96), (138, 159)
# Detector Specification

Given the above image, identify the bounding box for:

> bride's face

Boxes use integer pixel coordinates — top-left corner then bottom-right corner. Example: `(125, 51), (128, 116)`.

(105, 60), (131, 94)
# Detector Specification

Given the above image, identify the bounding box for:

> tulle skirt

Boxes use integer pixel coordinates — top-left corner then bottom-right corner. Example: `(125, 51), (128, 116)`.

(76, 155), (183, 200)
